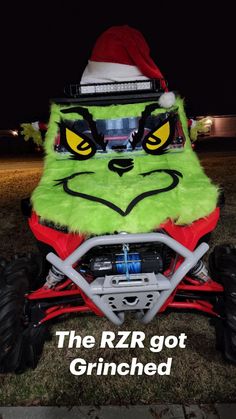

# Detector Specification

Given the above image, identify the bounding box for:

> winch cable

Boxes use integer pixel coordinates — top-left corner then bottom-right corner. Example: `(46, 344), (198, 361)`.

(116, 247), (142, 278)
(123, 244), (130, 281)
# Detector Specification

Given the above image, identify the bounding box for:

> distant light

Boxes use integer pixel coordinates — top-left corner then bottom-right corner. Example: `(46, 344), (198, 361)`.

(205, 117), (213, 125)
(11, 130), (18, 136)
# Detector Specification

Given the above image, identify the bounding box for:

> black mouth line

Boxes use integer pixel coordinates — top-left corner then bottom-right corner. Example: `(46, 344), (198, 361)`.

(140, 169), (183, 178)
(54, 169), (182, 216)
(55, 171), (95, 186)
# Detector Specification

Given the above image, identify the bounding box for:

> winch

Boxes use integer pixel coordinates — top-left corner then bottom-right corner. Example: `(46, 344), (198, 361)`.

(88, 246), (165, 278)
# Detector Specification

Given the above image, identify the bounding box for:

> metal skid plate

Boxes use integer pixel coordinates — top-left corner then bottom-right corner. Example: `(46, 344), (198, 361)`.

(90, 272), (170, 312)
(102, 291), (160, 311)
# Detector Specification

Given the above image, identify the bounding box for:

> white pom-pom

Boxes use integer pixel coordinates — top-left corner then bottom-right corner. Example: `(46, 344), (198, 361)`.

(158, 92), (176, 108)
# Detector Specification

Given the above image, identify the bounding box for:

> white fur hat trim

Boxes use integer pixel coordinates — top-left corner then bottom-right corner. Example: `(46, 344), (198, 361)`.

(158, 91), (176, 108)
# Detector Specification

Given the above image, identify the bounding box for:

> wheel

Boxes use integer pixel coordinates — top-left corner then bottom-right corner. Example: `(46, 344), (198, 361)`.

(209, 244), (236, 363)
(223, 326), (236, 365)
(209, 244), (236, 283)
(0, 257), (7, 275)
(3, 252), (48, 291)
(0, 260), (50, 373)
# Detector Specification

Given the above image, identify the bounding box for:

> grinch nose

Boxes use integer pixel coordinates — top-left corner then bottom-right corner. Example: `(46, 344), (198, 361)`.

(108, 158), (134, 177)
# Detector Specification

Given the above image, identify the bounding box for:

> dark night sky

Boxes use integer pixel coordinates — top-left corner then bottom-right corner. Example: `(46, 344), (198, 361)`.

(1, 2), (235, 129)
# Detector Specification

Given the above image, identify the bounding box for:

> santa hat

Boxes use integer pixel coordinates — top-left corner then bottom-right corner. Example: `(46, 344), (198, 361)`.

(81, 25), (175, 108)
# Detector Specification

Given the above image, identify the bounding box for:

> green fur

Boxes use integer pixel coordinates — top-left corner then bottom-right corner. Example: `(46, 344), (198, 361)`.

(32, 97), (218, 235)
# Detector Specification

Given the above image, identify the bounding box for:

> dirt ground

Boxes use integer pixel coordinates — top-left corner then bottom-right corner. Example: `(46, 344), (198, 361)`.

(0, 147), (236, 406)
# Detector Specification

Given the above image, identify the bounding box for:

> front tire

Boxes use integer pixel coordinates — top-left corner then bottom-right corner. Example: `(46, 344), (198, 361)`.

(0, 258), (49, 373)
(209, 244), (236, 363)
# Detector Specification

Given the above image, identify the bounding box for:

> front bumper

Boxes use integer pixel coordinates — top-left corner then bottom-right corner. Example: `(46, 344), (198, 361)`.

(47, 232), (209, 325)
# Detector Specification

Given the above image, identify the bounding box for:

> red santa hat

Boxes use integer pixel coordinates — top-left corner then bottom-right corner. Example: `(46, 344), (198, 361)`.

(81, 25), (176, 108)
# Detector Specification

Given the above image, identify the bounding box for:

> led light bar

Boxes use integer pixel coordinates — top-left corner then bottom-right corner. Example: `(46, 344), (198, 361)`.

(64, 79), (164, 98)
(80, 81), (153, 94)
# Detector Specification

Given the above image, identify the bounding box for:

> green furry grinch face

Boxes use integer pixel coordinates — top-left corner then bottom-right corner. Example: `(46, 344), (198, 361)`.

(53, 104), (184, 216)
(32, 98), (218, 234)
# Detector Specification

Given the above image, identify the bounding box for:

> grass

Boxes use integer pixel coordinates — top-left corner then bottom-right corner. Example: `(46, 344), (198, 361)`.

(0, 147), (236, 406)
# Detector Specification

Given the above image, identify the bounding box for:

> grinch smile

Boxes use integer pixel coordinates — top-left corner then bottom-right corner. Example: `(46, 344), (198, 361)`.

(55, 169), (182, 217)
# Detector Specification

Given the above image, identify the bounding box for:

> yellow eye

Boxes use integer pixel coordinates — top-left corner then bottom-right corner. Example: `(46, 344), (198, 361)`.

(143, 118), (173, 155)
(66, 128), (93, 156)
(61, 125), (96, 160)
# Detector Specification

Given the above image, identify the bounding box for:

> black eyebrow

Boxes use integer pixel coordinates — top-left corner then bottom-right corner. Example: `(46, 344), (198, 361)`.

(130, 103), (162, 150)
(61, 106), (107, 151)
